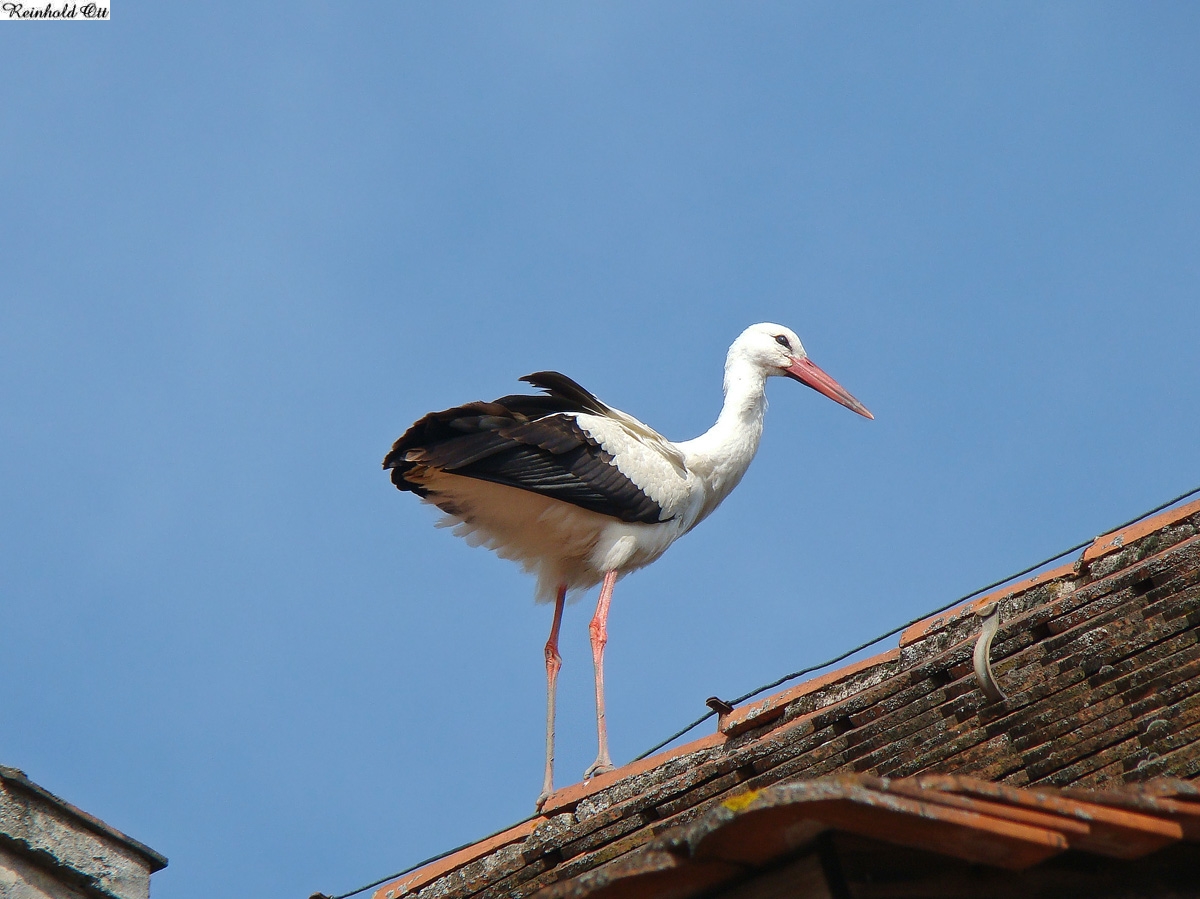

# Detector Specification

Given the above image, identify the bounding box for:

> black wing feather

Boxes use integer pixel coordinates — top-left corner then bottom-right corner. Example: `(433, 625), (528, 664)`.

(384, 373), (665, 524)
(519, 371), (612, 415)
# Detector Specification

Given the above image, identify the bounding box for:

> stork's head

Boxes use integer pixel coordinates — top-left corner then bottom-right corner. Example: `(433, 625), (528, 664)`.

(733, 322), (874, 420)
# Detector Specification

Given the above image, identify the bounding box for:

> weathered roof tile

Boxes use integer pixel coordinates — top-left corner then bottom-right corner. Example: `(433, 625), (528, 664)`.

(367, 498), (1200, 899)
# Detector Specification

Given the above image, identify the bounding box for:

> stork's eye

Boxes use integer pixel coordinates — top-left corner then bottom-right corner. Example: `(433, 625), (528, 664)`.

(774, 334), (791, 349)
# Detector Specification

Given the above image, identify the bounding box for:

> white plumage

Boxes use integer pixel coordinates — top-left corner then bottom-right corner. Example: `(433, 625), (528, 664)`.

(384, 322), (872, 806)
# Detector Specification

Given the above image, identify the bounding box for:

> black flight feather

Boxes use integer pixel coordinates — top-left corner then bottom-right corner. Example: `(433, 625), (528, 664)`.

(519, 371), (612, 416)
(384, 373), (665, 524)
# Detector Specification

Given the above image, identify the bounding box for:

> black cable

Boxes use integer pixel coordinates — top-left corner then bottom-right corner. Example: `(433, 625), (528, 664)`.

(314, 483), (1200, 899)
(634, 482), (1200, 761)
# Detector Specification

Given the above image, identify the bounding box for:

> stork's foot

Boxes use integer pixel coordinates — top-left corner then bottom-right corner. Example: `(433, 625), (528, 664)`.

(583, 757), (615, 781)
(535, 789), (551, 812)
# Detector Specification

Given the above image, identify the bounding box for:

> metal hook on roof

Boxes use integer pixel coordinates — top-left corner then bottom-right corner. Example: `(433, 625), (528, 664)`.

(706, 696), (734, 730)
(973, 602), (1008, 704)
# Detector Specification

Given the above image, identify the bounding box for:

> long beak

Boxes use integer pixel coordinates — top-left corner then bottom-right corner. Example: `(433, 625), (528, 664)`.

(785, 356), (874, 420)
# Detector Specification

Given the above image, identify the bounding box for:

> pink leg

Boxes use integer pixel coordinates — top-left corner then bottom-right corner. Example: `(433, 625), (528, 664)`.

(584, 570), (618, 780)
(535, 584), (567, 810)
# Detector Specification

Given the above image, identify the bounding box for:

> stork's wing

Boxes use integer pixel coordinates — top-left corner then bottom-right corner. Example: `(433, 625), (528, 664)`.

(519, 371), (612, 416)
(384, 375), (682, 524)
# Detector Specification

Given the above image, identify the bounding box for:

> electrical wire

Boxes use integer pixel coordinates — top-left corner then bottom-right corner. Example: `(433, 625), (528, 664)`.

(636, 482), (1200, 760)
(313, 483), (1200, 899)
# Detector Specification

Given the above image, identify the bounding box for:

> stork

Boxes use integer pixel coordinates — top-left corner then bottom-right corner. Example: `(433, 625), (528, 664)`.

(383, 323), (872, 808)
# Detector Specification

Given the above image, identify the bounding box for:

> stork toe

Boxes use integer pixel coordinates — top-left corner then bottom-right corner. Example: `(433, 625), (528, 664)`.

(583, 757), (615, 781)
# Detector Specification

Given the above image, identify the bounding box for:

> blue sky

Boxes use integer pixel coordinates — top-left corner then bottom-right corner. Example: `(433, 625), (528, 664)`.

(2, 5), (1198, 898)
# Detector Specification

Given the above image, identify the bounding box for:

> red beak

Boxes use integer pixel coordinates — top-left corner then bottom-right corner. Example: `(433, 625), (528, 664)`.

(784, 356), (874, 420)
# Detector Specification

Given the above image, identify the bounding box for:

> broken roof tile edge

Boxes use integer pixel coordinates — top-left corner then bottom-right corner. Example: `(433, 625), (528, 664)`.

(899, 496), (1200, 647)
(371, 817), (545, 899)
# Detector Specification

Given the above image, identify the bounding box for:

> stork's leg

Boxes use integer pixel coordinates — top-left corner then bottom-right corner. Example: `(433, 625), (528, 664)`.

(584, 569), (619, 780)
(535, 584), (567, 811)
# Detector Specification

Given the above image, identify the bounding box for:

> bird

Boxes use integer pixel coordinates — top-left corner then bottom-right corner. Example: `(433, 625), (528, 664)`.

(383, 323), (872, 809)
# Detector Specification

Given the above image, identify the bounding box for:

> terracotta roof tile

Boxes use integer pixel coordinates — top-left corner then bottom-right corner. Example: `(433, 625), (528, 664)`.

(538, 733), (727, 816)
(694, 778), (1071, 870)
(899, 562), (1077, 647)
(1082, 497), (1200, 564)
(536, 775), (1193, 899)
(363, 497), (1200, 899)
(371, 818), (544, 899)
(719, 649), (902, 737)
(912, 774), (1183, 857)
(1059, 782), (1200, 840)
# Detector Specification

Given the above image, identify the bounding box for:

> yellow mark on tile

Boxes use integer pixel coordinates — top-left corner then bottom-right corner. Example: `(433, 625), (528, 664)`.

(722, 789), (761, 812)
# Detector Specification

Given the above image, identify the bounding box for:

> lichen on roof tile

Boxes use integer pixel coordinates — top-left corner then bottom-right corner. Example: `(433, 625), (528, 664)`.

(364, 498), (1200, 899)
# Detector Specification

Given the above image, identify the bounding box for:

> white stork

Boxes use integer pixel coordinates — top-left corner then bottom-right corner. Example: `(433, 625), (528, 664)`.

(384, 323), (872, 808)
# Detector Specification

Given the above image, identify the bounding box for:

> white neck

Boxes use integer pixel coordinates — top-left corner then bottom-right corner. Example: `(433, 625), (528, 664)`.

(676, 355), (770, 526)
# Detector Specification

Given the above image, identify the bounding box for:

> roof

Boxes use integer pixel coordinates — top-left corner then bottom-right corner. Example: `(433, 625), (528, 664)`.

(538, 774), (1200, 899)
(0, 765), (167, 899)
(0, 766), (168, 873)
(367, 496), (1200, 899)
